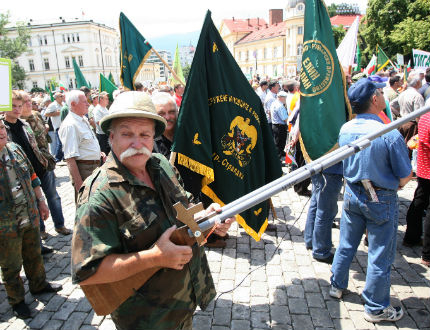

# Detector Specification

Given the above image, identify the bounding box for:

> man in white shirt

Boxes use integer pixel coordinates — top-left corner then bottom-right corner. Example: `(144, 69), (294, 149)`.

(264, 80), (279, 130)
(44, 92), (64, 162)
(256, 80), (268, 105)
(59, 90), (104, 202)
(93, 92), (111, 155)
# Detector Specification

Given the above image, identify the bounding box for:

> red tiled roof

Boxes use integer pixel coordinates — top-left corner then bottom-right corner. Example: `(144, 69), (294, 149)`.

(222, 18), (267, 33)
(330, 15), (362, 29)
(236, 21), (286, 44)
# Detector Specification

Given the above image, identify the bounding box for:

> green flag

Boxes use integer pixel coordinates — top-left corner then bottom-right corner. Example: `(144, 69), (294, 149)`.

(45, 84), (54, 101)
(354, 43), (361, 71)
(299, 0), (352, 161)
(100, 73), (118, 102)
(72, 57), (89, 88)
(108, 72), (115, 84)
(170, 43), (185, 86)
(119, 12), (152, 90)
(172, 11), (282, 241)
(376, 45), (390, 72)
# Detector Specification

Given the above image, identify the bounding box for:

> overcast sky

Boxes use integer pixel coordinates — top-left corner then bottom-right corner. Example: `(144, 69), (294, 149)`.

(4, 0), (368, 39)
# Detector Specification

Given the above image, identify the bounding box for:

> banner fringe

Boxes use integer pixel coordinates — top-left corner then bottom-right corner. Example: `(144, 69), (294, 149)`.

(201, 185), (267, 241)
(177, 153), (214, 182)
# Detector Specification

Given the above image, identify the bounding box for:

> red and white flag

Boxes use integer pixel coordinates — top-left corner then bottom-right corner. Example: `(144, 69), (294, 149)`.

(365, 54), (377, 75)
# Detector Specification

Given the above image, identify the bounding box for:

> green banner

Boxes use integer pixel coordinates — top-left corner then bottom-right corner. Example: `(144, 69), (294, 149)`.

(376, 46), (390, 72)
(354, 43), (361, 71)
(73, 57), (89, 88)
(100, 73), (118, 102)
(172, 11), (282, 241)
(108, 72), (115, 84)
(119, 12), (152, 90)
(171, 43), (185, 86)
(299, 0), (352, 161)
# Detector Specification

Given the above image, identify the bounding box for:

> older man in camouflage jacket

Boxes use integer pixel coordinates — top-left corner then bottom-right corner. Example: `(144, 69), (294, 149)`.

(71, 92), (235, 330)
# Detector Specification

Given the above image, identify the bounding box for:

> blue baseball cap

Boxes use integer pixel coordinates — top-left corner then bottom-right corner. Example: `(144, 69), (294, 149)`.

(347, 78), (386, 105)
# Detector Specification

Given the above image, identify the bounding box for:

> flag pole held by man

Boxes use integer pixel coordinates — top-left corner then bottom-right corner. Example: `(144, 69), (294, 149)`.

(299, 0), (352, 162)
(172, 10), (282, 241)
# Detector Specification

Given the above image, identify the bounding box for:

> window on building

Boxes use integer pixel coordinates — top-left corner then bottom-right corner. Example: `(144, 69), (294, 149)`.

(38, 36), (43, 46)
(258, 49), (263, 60)
(43, 58), (50, 70)
(297, 44), (304, 56)
(67, 34), (71, 43)
(297, 4), (304, 11)
(44, 35), (48, 45)
(65, 56), (70, 68)
(264, 48), (267, 59)
(29, 59), (35, 71)
(74, 79), (77, 87)
(32, 81), (38, 88)
(28, 38), (32, 47)
(62, 34), (65, 43)
(76, 33), (80, 42)
(78, 55), (84, 67)
(72, 34), (75, 42)
(68, 78), (73, 89)
(273, 47), (278, 59)
(298, 26), (303, 35)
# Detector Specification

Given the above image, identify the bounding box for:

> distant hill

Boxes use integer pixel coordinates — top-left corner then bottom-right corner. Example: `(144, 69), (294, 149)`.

(150, 30), (200, 56)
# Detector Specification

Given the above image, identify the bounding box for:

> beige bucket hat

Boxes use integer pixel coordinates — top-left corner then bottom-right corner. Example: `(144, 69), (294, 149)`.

(100, 91), (166, 137)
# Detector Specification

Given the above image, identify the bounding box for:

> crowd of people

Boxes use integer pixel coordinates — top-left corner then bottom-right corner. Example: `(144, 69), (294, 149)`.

(0, 66), (429, 326)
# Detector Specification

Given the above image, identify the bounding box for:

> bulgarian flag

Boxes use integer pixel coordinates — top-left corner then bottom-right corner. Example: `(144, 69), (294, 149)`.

(59, 82), (66, 91)
(366, 54), (377, 75)
(404, 60), (412, 83)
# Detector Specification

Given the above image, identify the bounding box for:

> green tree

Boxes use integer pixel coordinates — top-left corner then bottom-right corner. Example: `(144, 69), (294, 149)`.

(361, 0), (430, 61)
(332, 25), (346, 48)
(182, 64), (191, 81)
(0, 12), (30, 88)
(327, 4), (338, 17)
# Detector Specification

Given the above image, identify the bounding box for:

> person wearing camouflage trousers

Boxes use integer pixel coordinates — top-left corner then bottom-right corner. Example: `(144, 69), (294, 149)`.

(0, 114), (62, 319)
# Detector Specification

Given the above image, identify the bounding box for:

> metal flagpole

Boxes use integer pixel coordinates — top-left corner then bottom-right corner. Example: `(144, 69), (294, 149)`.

(187, 105), (430, 237)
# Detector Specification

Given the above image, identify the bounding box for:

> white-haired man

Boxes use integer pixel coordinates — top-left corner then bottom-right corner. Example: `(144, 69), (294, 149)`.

(59, 90), (103, 202)
(71, 92), (235, 329)
(398, 72), (425, 154)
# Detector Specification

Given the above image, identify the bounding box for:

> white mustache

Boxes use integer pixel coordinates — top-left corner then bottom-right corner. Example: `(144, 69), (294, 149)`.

(119, 146), (152, 162)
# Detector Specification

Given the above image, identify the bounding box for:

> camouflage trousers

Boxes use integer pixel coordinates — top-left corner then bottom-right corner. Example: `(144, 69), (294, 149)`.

(0, 225), (47, 306)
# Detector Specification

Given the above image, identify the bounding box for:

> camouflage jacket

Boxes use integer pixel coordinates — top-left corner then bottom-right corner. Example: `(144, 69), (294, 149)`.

(0, 142), (41, 237)
(5, 118), (48, 170)
(72, 152), (216, 330)
(22, 111), (56, 171)
(23, 111), (51, 150)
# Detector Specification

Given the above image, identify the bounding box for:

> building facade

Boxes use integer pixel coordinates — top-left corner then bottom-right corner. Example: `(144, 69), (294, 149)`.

(8, 18), (120, 91)
(146, 50), (173, 82)
(220, 1), (305, 78)
(178, 44), (196, 68)
(135, 62), (161, 83)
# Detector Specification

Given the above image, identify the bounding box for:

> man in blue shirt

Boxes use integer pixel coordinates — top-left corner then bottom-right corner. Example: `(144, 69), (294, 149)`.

(330, 78), (412, 323)
(270, 91), (288, 161)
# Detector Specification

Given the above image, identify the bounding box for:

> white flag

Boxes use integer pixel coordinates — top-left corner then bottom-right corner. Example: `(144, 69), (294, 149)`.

(336, 16), (360, 70)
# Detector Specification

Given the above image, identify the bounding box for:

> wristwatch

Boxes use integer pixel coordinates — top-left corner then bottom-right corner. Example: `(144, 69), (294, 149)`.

(37, 196), (46, 203)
